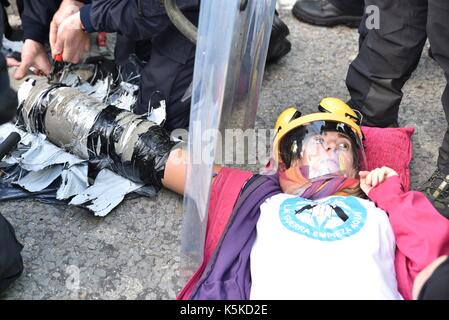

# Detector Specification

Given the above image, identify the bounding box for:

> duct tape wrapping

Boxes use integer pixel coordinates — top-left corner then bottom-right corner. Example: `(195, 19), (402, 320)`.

(20, 79), (65, 134)
(18, 77), (177, 188)
(44, 86), (107, 159)
(87, 105), (177, 187)
(129, 126), (176, 188)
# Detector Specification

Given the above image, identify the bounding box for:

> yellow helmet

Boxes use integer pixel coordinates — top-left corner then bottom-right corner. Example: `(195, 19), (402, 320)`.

(273, 98), (363, 164)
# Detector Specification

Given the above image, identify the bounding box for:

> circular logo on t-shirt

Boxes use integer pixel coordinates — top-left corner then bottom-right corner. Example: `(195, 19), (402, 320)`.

(279, 196), (367, 241)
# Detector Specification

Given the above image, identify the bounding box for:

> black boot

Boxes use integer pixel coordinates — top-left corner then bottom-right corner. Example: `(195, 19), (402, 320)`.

(292, 0), (362, 28)
(419, 169), (449, 219)
(266, 13), (291, 64)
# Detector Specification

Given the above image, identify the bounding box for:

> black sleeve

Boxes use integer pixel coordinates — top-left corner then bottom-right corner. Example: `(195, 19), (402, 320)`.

(84, 0), (198, 40)
(418, 257), (449, 300)
(21, 0), (61, 44)
(0, 214), (23, 292)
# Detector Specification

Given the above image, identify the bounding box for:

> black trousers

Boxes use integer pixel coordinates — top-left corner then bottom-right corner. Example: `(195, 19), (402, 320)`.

(0, 5), (18, 124)
(0, 213), (23, 292)
(135, 47), (195, 132)
(113, 35), (194, 132)
(418, 256), (449, 299)
(346, 0), (449, 173)
(328, 0), (365, 15)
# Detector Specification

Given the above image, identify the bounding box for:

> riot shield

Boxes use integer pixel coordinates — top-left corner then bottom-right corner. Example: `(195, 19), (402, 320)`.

(180, 0), (276, 287)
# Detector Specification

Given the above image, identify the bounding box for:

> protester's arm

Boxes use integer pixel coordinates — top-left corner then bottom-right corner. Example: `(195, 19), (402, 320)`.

(368, 175), (449, 300)
(162, 146), (188, 195)
(162, 146), (222, 195)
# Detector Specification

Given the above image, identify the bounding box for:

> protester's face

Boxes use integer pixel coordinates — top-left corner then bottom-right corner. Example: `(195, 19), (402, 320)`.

(298, 131), (356, 178)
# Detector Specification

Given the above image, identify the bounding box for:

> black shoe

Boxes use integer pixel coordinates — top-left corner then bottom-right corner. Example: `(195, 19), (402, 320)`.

(419, 169), (449, 219)
(266, 14), (291, 64)
(292, 0), (362, 28)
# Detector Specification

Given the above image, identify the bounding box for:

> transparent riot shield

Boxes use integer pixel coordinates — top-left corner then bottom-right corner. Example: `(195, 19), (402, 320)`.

(180, 0), (276, 288)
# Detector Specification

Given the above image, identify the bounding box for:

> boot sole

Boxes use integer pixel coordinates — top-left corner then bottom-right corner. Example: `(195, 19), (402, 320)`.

(292, 5), (361, 28)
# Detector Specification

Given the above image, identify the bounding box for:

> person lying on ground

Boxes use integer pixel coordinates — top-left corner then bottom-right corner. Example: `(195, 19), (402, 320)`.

(155, 98), (449, 299)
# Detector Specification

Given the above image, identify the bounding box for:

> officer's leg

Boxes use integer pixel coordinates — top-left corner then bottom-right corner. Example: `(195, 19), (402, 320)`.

(0, 5), (17, 125)
(135, 48), (194, 132)
(346, 0), (427, 127)
(419, 0), (449, 219)
(0, 52), (17, 124)
(428, 0), (449, 175)
(163, 55), (194, 131)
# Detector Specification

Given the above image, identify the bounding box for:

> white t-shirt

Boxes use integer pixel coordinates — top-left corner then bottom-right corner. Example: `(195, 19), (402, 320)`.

(250, 193), (403, 300)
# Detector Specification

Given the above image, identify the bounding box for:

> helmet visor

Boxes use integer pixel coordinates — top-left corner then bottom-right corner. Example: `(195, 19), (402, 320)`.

(282, 120), (366, 179)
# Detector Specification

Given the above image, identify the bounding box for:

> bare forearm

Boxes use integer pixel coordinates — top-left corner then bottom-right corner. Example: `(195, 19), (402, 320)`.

(162, 146), (222, 195)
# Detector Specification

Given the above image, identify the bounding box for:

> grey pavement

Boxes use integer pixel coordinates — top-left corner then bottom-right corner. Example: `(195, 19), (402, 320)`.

(0, 5), (447, 299)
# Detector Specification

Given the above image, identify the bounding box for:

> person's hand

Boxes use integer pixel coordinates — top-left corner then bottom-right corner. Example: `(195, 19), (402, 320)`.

(14, 39), (52, 80)
(53, 11), (90, 63)
(49, 0), (84, 57)
(359, 166), (398, 195)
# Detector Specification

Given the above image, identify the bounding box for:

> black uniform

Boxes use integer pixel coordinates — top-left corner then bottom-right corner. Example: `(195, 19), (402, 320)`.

(346, 0), (449, 173)
(22, 0), (199, 131)
(0, 1), (17, 124)
(0, 213), (23, 292)
(328, 0), (364, 16)
(417, 256), (449, 300)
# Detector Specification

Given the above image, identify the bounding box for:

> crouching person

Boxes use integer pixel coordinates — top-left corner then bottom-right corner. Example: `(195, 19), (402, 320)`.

(0, 213), (23, 292)
(156, 98), (449, 299)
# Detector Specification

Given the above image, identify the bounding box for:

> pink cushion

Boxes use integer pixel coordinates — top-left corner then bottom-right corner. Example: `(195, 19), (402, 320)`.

(362, 126), (414, 191)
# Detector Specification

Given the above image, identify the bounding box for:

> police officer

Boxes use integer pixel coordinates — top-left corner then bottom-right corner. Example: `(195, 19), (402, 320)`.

(344, 0), (449, 218)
